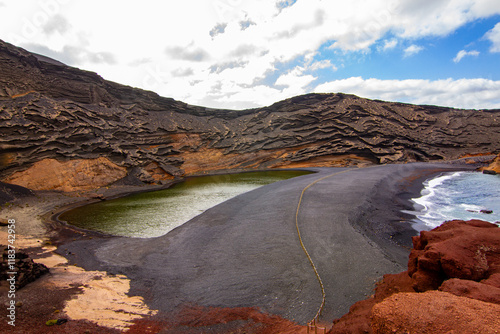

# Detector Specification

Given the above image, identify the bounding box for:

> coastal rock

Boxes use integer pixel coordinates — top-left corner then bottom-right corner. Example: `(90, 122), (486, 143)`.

(1, 39), (500, 191)
(481, 153), (500, 174)
(439, 278), (500, 304)
(328, 220), (500, 333)
(329, 272), (414, 334)
(89, 193), (105, 201)
(408, 220), (500, 292)
(371, 291), (500, 334)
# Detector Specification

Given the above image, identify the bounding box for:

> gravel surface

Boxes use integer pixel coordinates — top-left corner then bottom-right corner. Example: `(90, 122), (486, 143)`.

(58, 163), (476, 326)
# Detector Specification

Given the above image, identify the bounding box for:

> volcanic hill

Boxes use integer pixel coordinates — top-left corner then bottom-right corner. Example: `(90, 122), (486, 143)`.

(1, 39), (499, 191)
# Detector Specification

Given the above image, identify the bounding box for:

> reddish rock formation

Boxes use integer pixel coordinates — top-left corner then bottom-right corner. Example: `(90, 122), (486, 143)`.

(144, 305), (308, 334)
(371, 291), (500, 334)
(329, 272), (414, 334)
(439, 278), (500, 304)
(408, 219), (500, 292)
(328, 220), (500, 334)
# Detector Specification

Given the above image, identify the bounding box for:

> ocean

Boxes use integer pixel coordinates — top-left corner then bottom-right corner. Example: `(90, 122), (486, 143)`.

(408, 171), (500, 231)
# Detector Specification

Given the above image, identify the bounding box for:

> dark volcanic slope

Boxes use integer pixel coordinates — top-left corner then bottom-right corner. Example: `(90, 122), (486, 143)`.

(1, 39), (499, 188)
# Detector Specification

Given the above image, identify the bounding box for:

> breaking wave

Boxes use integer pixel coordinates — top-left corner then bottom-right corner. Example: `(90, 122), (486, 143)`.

(408, 171), (500, 230)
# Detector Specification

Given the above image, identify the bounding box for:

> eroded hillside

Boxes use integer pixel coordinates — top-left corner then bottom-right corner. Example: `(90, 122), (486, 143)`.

(1, 39), (499, 191)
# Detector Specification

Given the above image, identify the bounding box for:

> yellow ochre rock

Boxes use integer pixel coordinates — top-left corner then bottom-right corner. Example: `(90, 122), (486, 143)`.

(3, 157), (127, 192)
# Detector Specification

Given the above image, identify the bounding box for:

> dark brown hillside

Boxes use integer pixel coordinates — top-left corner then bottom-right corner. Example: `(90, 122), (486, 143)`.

(1, 39), (499, 191)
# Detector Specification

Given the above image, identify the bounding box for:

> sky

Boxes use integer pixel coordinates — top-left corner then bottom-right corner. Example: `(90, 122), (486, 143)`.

(0, 0), (500, 110)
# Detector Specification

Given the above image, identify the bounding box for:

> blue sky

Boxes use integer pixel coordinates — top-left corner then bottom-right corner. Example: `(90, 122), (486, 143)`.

(1, 0), (500, 110)
(324, 16), (499, 81)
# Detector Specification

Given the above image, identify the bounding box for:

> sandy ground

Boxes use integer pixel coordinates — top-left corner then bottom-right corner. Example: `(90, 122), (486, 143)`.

(0, 187), (162, 333)
(0, 162), (480, 333)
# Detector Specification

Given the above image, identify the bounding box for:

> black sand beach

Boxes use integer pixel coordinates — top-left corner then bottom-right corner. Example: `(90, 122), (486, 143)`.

(56, 162), (476, 326)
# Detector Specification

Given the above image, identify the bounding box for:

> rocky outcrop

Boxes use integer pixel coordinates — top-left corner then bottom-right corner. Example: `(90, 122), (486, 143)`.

(328, 220), (500, 334)
(3, 157), (127, 192)
(481, 153), (500, 174)
(371, 291), (500, 334)
(0, 181), (33, 205)
(1, 39), (500, 191)
(329, 272), (415, 333)
(1, 247), (49, 289)
(408, 219), (500, 292)
(440, 278), (500, 304)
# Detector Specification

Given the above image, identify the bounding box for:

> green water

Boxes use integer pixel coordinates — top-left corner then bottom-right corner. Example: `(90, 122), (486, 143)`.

(59, 170), (310, 238)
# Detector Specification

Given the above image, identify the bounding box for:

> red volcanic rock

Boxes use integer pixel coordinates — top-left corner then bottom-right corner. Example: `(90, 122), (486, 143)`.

(439, 278), (500, 304)
(408, 219), (500, 292)
(329, 272), (414, 334)
(371, 291), (500, 334)
(127, 305), (308, 334)
(329, 220), (500, 333)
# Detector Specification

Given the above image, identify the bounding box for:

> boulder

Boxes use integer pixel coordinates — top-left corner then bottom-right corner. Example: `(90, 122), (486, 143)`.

(408, 220), (500, 292)
(439, 278), (500, 304)
(371, 291), (500, 334)
(1, 247), (49, 289)
(328, 220), (500, 333)
(481, 153), (500, 174)
(329, 272), (414, 334)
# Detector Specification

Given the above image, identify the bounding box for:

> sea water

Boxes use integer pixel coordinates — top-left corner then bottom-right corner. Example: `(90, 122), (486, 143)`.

(409, 171), (500, 230)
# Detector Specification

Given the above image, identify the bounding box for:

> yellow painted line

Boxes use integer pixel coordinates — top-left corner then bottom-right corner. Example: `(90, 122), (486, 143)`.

(295, 168), (352, 325)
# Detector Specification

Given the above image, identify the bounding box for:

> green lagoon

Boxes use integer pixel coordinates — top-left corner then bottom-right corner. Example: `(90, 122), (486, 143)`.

(59, 170), (310, 238)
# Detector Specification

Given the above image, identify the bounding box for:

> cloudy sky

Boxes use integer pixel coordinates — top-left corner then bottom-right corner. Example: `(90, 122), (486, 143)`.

(1, 0), (500, 110)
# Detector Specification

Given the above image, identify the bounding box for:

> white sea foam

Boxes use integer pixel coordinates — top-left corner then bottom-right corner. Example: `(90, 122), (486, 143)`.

(407, 171), (500, 230)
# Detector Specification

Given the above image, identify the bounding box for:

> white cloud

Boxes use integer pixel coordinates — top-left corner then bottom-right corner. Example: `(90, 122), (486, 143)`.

(275, 67), (316, 88)
(308, 59), (337, 72)
(315, 77), (500, 109)
(453, 49), (480, 63)
(484, 22), (500, 52)
(42, 14), (70, 35)
(1, 0), (500, 109)
(404, 44), (424, 57)
(382, 39), (398, 51)
(469, 0), (500, 17)
(22, 43), (116, 65)
(165, 45), (211, 62)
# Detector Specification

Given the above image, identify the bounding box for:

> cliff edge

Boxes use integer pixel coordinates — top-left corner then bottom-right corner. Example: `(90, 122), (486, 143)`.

(329, 220), (500, 334)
